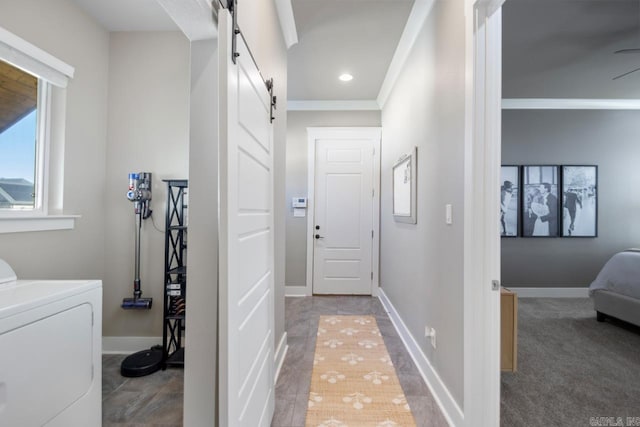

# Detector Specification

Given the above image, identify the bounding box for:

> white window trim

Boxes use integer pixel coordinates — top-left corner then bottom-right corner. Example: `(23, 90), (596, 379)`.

(0, 26), (74, 88)
(35, 81), (51, 214)
(0, 25), (78, 233)
(0, 215), (80, 234)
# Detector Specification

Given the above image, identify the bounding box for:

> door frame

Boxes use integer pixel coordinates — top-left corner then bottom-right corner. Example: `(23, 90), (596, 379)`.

(463, 0), (504, 425)
(304, 127), (382, 296)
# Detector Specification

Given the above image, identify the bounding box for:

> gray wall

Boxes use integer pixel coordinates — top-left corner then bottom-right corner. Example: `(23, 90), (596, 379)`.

(285, 110), (382, 288)
(0, 0), (109, 284)
(0, 1), (192, 340)
(502, 109), (640, 287)
(104, 32), (190, 337)
(380, 0), (465, 408)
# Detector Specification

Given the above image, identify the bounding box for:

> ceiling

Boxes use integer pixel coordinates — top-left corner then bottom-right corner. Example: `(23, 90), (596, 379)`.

(70, 0), (414, 103)
(67, 0), (640, 102)
(71, 0), (178, 32)
(287, 0), (414, 101)
(503, 0), (640, 98)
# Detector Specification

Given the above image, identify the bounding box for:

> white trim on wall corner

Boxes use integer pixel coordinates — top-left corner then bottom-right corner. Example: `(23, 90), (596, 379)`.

(378, 288), (464, 427)
(274, 332), (288, 382)
(274, 0), (298, 48)
(288, 100), (380, 111)
(507, 287), (590, 298)
(376, 0), (436, 109)
(502, 98), (640, 110)
(157, 0), (218, 41)
(102, 336), (162, 354)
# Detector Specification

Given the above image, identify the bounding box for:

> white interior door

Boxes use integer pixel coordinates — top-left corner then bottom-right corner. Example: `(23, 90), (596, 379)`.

(311, 128), (380, 295)
(219, 10), (274, 427)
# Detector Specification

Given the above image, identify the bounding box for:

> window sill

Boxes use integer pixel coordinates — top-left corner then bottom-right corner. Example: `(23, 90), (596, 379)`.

(0, 215), (80, 234)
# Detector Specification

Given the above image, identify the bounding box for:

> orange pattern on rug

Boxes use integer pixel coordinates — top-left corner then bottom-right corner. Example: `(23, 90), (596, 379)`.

(306, 315), (417, 427)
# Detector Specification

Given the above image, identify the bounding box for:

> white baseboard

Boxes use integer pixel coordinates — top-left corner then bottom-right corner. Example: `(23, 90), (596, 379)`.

(378, 288), (463, 427)
(507, 287), (589, 298)
(274, 332), (288, 382)
(102, 336), (162, 354)
(285, 285), (309, 297)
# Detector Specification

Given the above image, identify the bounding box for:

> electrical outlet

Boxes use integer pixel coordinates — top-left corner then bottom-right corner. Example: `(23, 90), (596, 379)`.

(425, 326), (437, 349)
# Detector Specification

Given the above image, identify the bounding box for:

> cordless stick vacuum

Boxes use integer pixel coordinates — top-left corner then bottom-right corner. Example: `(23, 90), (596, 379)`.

(122, 172), (153, 309)
(120, 172), (163, 377)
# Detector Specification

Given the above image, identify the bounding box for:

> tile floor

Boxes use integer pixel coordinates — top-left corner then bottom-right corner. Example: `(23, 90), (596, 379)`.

(101, 295), (446, 426)
(102, 354), (184, 426)
(273, 296), (447, 427)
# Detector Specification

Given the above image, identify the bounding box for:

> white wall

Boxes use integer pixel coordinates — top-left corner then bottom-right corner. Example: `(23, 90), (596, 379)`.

(0, 0), (109, 282)
(285, 110), (382, 288)
(184, 37), (219, 427)
(103, 32), (190, 337)
(380, 0), (465, 407)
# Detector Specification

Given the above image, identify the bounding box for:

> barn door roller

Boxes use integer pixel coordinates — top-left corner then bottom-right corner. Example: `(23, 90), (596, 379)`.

(266, 78), (276, 123)
(227, 0), (240, 64)
(224, 0), (277, 123)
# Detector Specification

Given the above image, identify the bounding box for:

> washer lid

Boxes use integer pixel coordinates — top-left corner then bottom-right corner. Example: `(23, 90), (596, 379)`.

(0, 259), (16, 285)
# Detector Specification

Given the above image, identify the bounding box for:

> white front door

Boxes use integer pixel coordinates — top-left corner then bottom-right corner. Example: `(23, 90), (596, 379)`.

(310, 128), (380, 295)
(219, 10), (275, 427)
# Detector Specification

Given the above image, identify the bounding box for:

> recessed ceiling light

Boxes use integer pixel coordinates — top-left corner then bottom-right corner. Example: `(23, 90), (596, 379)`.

(339, 73), (353, 82)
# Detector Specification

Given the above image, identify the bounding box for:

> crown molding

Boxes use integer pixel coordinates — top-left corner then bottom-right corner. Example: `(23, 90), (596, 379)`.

(287, 100), (380, 111)
(502, 98), (640, 110)
(377, 0), (436, 109)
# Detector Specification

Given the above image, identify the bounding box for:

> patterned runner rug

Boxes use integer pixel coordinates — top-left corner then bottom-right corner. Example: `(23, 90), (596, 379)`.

(306, 315), (417, 427)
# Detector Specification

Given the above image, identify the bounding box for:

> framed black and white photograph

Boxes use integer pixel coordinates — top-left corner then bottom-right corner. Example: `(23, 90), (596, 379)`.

(561, 165), (597, 237)
(392, 147), (417, 224)
(521, 165), (560, 237)
(500, 165), (519, 237)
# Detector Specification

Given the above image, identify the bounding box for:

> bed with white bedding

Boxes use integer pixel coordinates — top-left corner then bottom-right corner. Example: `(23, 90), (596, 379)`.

(589, 249), (640, 326)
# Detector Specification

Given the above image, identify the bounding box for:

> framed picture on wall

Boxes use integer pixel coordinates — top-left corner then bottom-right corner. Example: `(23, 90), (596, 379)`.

(500, 165), (519, 237)
(561, 165), (597, 237)
(392, 147), (417, 224)
(521, 165), (560, 237)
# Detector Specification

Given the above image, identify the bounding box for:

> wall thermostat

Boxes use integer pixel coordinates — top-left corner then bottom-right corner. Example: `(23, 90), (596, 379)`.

(292, 197), (307, 208)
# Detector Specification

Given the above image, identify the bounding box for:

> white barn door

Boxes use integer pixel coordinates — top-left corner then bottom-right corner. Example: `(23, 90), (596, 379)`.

(219, 10), (275, 427)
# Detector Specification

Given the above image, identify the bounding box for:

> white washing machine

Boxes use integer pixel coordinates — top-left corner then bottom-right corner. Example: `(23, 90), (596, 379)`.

(0, 259), (102, 426)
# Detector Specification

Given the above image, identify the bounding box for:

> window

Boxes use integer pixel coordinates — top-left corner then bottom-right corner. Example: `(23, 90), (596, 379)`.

(0, 25), (75, 232)
(0, 59), (44, 211)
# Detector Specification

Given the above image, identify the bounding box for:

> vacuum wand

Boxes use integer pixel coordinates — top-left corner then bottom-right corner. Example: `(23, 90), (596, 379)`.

(122, 172), (153, 310)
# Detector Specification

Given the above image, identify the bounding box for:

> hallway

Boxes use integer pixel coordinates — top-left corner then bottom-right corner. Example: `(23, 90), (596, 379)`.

(272, 296), (447, 427)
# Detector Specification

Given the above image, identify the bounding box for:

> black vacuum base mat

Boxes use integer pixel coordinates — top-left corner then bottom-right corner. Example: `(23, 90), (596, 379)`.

(121, 347), (163, 377)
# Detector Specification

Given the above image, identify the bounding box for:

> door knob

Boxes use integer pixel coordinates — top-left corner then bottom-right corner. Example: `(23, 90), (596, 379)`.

(315, 234), (324, 239)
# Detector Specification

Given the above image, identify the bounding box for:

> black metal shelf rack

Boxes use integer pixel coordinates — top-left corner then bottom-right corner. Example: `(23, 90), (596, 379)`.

(162, 179), (188, 368)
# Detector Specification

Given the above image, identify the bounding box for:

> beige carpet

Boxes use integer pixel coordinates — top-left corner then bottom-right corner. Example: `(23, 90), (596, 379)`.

(306, 315), (417, 427)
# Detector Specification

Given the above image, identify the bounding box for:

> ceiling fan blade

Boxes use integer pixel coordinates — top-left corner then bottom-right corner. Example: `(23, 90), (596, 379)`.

(613, 66), (640, 80)
(614, 48), (640, 54)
